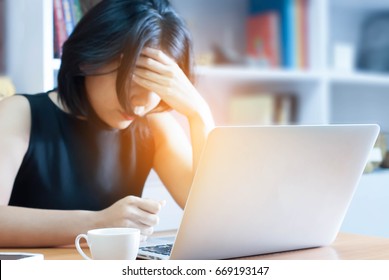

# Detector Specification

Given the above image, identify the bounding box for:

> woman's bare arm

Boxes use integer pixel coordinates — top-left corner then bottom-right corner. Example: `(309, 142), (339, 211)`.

(137, 48), (215, 209)
(0, 206), (97, 247)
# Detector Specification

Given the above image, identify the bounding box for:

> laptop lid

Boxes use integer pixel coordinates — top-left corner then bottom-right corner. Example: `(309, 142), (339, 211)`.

(167, 124), (379, 259)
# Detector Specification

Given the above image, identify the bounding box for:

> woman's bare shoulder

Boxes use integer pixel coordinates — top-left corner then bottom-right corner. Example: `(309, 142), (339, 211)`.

(0, 94), (30, 112)
(0, 95), (31, 141)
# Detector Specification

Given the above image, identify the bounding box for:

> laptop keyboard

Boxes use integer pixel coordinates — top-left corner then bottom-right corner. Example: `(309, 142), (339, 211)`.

(141, 244), (173, 256)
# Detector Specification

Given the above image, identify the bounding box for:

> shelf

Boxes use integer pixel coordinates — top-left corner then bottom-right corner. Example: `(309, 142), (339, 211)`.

(329, 72), (389, 87)
(50, 62), (389, 88)
(195, 66), (321, 83)
(332, 0), (389, 9)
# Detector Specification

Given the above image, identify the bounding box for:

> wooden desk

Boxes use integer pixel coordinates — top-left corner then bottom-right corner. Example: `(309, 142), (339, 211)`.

(1, 232), (389, 260)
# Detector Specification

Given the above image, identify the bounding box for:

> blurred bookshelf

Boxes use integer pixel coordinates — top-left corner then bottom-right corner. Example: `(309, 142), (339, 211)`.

(4, 0), (389, 141)
(170, 0), (389, 137)
(4, 0), (389, 128)
(4, 0), (389, 233)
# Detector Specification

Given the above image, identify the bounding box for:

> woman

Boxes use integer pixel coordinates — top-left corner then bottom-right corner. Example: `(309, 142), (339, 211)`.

(0, 0), (214, 247)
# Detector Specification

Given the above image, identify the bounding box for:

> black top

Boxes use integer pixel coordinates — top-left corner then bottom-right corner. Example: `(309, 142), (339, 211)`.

(9, 92), (155, 210)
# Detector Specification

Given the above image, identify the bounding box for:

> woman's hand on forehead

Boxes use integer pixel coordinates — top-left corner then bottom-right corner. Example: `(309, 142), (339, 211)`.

(132, 48), (196, 115)
(135, 47), (177, 76)
(132, 47), (208, 119)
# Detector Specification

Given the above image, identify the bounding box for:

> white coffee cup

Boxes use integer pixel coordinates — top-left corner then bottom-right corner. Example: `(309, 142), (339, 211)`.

(75, 227), (140, 260)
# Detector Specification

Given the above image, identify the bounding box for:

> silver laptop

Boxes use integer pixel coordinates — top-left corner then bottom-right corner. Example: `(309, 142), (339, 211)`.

(138, 124), (380, 260)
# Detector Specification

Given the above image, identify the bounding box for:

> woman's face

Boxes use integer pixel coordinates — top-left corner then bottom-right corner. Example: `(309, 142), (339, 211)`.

(84, 59), (161, 130)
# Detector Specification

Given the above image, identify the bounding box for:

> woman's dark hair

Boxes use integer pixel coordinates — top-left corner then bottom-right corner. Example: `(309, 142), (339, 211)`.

(57, 0), (193, 118)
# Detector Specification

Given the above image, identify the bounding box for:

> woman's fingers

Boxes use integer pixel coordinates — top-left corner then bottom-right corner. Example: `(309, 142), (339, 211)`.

(132, 47), (205, 118)
(136, 56), (168, 74)
(133, 68), (173, 88)
(141, 47), (175, 65)
(136, 48), (178, 77)
(132, 74), (174, 98)
(126, 196), (163, 214)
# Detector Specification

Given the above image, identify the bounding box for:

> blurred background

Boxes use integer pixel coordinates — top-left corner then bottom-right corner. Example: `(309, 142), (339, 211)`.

(1, 0), (389, 236)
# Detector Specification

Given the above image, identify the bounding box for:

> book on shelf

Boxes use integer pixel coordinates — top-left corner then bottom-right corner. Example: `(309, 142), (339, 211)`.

(53, 0), (68, 58)
(62, 0), (75, 36)
(248, 0), (308, 69)
(71, 0), (83, 25)
(274, 93), (298, 124)
(246, 12), (281, 68)
(53, 0), (84, 58)
(229, 93), (275, 125)
(228, 93), (297, 125)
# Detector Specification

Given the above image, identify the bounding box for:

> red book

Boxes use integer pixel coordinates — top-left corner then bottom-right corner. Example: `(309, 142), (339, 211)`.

(53, 0), (68, 58)
(246, 12), (281, 68)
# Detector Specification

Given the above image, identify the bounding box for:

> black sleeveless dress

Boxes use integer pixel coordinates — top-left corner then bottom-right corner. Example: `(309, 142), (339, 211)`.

(9, 92), (155, 210)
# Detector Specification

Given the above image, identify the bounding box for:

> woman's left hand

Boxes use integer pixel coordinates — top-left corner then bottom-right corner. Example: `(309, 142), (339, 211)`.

(133, 47), (209, 120)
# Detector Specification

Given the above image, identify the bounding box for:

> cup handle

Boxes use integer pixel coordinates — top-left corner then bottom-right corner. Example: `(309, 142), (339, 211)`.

(75, 234), (92, 260)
